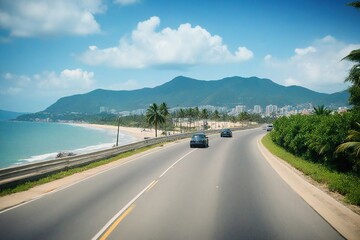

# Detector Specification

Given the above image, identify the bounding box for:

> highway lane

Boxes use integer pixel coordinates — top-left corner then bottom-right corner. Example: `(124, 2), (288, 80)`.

(0, 128), (343, 239)
(96, 129), (343, 240)
(0, 138), (196, 239)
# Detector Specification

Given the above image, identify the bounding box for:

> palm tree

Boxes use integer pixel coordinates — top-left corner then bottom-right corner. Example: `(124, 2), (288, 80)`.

(212, 110), (220, 129)
(343, 50), (360, 109)
(336, 122), (360, 167)
(313, 105), (331, 115)
(200, 108), (209, 129)
(146, 103), (165, 137)
(159, 102), (169, 134)
(194, 107), (200, 129)
(348, 1), (360, 8)
(178, 108), (186, 132)
(342, 3), (360, 109)
(186, 108), (195, 129)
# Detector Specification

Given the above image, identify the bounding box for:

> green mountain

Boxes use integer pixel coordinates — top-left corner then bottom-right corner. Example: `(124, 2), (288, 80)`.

(44, 76), (349, 113)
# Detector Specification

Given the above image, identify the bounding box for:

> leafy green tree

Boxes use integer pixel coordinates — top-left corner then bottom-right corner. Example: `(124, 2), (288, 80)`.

(238, 112), (250, 121)
(146, 103), (165, 137)
(313, 105), (331, 115)
(271, 113), (355, 172)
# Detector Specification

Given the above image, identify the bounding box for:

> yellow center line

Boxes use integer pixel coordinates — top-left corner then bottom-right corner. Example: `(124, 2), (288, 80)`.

(93, 150), (196, 240)
(146, 180), (158, 192)
(100, 204), (136, 240)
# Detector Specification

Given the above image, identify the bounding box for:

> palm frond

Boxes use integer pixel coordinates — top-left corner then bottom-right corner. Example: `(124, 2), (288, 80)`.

(347, 1), (360, 9)
(336, 142), (360, 157)
(342, 49), (360, 62)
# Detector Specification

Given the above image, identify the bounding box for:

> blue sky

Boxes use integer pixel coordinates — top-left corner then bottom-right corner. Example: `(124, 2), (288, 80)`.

(0, 0), (359, 112)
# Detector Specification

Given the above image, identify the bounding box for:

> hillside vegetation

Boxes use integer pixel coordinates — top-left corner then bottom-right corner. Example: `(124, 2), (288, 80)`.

(44, 76), (348, 114)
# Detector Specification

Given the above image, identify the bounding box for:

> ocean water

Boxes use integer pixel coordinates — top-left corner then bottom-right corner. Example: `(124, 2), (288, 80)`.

(0, 121), (136, 169)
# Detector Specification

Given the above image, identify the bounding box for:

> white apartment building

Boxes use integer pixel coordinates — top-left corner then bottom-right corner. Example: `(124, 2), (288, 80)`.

(253, 105), (262, 114)
(235, 105), (247, 114)
(99, 106), (109, 113)
(265, 104), (278, 116)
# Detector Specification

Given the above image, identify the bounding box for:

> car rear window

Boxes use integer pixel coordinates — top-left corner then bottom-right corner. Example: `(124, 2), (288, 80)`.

(193, 135), (205, 139)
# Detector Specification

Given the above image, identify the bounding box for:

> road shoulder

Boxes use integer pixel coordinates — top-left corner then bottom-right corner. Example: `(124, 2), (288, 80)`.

(0, 144), (170, 212)
(257, 135), (360, 240)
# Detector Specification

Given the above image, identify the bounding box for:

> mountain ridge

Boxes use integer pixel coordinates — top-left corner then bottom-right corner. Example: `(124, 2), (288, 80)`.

(44, 76), (349, 114)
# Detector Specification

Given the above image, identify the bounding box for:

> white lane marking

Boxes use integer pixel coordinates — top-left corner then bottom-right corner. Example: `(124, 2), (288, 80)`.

(91, 180), (156, 240)
(159, 149), (196, 178)
(92, 149), (196, 239)
(0, 147), (164, 215)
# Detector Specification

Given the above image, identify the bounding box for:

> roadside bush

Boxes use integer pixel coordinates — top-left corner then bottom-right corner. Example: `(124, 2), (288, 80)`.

(262, 134), (360, 205)
(271, 112), (357, 173)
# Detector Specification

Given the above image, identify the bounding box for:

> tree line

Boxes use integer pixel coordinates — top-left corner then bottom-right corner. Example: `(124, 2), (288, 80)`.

(144, 103), (271, 137)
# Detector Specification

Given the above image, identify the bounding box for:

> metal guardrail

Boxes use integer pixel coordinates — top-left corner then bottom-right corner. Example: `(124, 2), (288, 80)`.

(0, 126), (256, 189)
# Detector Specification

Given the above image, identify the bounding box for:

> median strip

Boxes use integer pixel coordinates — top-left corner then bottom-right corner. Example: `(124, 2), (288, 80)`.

(99, 204), (136, 240)
(92, 180), (154, 240)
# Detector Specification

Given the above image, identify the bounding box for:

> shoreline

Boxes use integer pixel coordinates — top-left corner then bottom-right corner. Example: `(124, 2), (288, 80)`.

(1, 122), (156, 169)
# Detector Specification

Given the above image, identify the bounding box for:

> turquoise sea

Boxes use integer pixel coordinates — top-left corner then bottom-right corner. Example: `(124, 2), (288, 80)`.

(0, 121), (136, 169)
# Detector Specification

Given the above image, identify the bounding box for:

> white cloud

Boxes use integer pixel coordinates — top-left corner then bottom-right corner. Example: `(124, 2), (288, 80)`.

(0, 69), (96, 112)
(263, 35), (360, 93)
(36, 69), (95, 90)
(294, 46), (316, 56)
(284, 77), (301, 86)
(80, 16), (253, 68)
(235, 47), (254, 61)
(0, 69), (95, 96)
(264, 54), (272, 61)
(0, 0), (104, 37)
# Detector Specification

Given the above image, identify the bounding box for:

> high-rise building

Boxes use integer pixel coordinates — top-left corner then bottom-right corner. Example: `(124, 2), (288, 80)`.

(235, 105), (247, 114)
(253, 105), (262, 114)
(100, 106), (109, 113)
(265, 104), (278, 116)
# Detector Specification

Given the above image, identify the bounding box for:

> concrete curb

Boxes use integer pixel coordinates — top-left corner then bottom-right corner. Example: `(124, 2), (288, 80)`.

(257, 135), (360, 240)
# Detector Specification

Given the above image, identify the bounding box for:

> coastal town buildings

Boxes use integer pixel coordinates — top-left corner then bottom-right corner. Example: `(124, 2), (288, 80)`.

(99, 103), (347, 118)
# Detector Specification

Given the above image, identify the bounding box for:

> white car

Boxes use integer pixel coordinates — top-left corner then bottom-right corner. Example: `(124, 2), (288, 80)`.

(266, 124), (273, 131)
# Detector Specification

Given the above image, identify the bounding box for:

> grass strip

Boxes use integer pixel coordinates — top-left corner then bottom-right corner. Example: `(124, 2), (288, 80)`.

(0, 143), (163, 197)
(262, 134), (360, 206)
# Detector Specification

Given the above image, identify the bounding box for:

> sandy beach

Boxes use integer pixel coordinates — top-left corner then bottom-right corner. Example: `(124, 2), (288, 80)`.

(69, 123), (156, 142)
(67, 120), (250, 145)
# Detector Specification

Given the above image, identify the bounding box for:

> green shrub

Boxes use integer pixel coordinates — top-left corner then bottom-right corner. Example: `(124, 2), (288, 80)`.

(271, 112), (357, 173)
(263, 134), (360, 205)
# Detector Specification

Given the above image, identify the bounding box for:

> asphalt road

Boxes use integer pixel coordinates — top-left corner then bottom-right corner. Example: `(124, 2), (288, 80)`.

(0, 128), (343, 239)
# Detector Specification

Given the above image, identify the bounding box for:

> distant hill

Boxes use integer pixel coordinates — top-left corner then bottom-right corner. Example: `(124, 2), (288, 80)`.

(0, 110), (27, 121)
(44, 76), (349, 114)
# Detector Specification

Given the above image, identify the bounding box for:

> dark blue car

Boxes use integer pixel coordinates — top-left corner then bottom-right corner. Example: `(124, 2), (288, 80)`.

(220, 128), (232, 137)
(190, 133), (209, 148)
